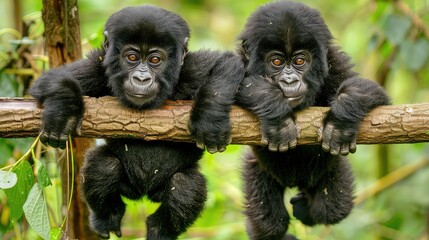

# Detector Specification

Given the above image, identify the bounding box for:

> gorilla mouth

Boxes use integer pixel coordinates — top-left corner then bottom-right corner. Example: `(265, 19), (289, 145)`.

(286, 95), (303, 101)
(286, 95), (304, 107)
(124, 80), (159, 104)
(126, 90), (156, 99)
(125, 90), (157, 105)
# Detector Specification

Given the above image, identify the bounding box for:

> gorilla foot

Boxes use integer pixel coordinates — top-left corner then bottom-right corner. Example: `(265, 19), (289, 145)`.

(290, 192), (315, 226)
(89, 211), (123, 239)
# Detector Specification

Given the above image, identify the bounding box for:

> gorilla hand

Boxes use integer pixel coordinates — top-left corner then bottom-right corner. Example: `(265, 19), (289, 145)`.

(29, 68), (84, 149)
(261, 117), (300, 152)
(319, 118), (357, 156)
(188, 112), (232, 154)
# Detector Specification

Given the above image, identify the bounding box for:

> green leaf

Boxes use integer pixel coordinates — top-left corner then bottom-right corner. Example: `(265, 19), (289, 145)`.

(23, 184), (50, 240)
(4, 161), (34, 224)
(0, 75), (19, 97)
(371, 1), (389, 22)
(50, 228), (62, 240)
(36, 160), (52, 189)
(399, 38), (429, 72)
(383, 14), (411, 45)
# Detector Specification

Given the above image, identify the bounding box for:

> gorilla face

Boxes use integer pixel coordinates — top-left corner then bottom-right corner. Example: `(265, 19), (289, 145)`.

(120, 44), (167, 106)
(102, 5), (190, 109)
(263, 49), (311, 108)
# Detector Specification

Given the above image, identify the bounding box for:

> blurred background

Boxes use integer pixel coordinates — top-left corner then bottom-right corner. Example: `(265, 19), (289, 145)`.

(0, 0), (429, 239)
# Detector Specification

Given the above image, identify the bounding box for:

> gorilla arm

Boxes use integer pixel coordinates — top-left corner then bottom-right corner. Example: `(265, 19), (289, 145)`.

(178, 50), (244, 153)
(237, 75), (300, 152)
(28, 49), (109, 148)
(321, 46), (391, 155)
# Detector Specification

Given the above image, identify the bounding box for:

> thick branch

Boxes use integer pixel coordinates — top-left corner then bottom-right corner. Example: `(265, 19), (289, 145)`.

(0, 96), (428, 145)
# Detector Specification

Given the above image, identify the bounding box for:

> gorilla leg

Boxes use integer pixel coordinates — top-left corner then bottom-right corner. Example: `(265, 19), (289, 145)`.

(291, 156), (354, 226)
(243, 157), (292, 240)
(80, 145), (127, 239)
(146, 166), (207, 239)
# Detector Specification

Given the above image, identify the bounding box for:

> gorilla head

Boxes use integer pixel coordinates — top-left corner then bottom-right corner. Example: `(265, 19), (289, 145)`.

(239, 1), (333, 109)
(103, 6), (190, 109)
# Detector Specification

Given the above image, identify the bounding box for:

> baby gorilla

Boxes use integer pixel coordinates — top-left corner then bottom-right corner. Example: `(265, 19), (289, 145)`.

(237, 1), (390, 239)
(29, 5), (242, 239)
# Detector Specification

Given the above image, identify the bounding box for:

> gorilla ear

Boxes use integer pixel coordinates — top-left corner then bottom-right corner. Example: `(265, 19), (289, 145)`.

(181, 37), (189, 66)
(103, 31), (110, 50)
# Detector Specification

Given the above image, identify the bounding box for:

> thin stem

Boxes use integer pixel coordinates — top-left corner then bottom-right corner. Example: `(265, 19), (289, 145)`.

(0, 133), (41, 171)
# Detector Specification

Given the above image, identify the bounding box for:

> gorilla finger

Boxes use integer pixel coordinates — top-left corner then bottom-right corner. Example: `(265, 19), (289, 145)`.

(329, 145), (340, 156)
(261, 136), (268, 146)
(228, 136), (233, 145)
(330, 146), (340, 156)
(114, 228), (122, 238)
(196, 141), (205, 150)
(217, 146), (226, 153)
(322, 141), (330, 152)
(340, 143), (350, 156)
(268, 143), (279, 152)
(98, 232), (110, 239)
(48, 134), (60, 148)
(58, 133), (68, 149)
(58, 141), (67, 150)
(329, 138), (340, 156)
(75, 118), (83, 136)
(40, 131), (50, 144)
(207, 147), (218, 154)
(350, 139), (357, 153)
(322, 123), (334, 142)
(289, 139), (297, 149)
(279, 143), (289, 152)
(65, 116), (77, 133)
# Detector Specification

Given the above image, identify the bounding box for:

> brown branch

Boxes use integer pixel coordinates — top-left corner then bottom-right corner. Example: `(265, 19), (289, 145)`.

(1, 96), (429, 145)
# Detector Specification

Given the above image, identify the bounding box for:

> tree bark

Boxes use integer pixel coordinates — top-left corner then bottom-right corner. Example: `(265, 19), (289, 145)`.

(41, 1), (96, 239)
(1, 97), (429, 145)
(42, 0), (82, 67)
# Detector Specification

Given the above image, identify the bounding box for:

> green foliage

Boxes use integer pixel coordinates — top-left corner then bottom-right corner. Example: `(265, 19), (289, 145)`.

(0, 135), (74, 240)
(49, 228), (62, 240)
(382, 14), (412, 45)
(23, 184), (50, 240)
(36, 160), (52, 189)
(399, 38), (429, 72)
(4, 161), (34, 225)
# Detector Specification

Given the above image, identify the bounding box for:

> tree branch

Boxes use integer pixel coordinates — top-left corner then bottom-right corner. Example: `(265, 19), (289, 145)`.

(1, 96), (428, 145)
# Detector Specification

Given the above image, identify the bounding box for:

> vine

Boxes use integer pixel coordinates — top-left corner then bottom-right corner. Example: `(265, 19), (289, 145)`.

(0, 134), (75, 240)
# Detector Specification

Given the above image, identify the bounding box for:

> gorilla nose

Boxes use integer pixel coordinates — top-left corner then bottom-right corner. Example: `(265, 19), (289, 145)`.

(131, 71), (152, 86)
(279, 75), (300, 88)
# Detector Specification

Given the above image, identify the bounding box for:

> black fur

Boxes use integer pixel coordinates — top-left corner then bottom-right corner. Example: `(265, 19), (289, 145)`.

(29, 5), (243, 239)
(236, 1), (390, 239)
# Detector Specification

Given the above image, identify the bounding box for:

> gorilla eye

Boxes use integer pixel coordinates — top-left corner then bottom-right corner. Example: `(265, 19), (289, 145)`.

(149, 56), (161, 64)
(271, 58), (284, 67)
(127, 54), (139, 62)
(294, 58), (306, 66)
